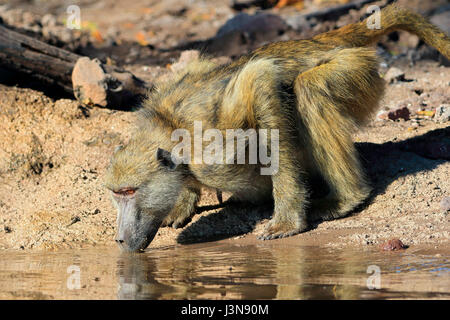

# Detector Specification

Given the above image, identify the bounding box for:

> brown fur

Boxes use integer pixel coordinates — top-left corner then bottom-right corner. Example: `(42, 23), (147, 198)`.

(105, 4), (450, 246)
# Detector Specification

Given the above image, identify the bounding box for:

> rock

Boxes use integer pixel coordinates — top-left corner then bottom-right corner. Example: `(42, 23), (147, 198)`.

(209, 12), (289, 56)
(430, 10), (450, 35)
(22, 11), (36, 27)
(410, 121), (419, 128)
(72, 57), (150, 108)
(72, 57), (108, 107)
(216, 12), (288, 38)
(379, 239), (407, 251)
(170, 50), (200, 73)
(106, 26), (120, 39)
(285, 15), (311, 31)
(388, 106), (410, 121)
(428, 10), (450, 66)
(59, 29), (74, 43)
(41, 13), (56, 27)
(434, 104), (450, 123)
(376, 109), (389, 121)
(384, 67), (406, 83)
(440, 196), (450, 212)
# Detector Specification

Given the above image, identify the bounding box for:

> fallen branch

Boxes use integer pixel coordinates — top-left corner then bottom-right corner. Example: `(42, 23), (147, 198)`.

(303, 0), (383, 21)
(0, 24), (151, 108)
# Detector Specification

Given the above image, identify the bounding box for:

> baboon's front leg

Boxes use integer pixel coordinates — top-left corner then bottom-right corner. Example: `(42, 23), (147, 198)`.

(258, 141), (310, 240)
(161, 187), (200, 228)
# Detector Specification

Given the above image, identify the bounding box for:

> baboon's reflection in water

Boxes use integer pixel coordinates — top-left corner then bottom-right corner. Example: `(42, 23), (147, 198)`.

(0, 243), (447, 299)
(117, 243), (418, 300)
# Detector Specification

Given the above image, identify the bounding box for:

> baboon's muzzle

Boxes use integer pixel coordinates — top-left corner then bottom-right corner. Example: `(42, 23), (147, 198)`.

(115, 219), (160, 252)
(114, 196), (161, 252)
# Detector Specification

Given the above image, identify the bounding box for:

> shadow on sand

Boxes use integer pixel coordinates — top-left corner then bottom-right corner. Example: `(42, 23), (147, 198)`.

(178, 127), (449, 244)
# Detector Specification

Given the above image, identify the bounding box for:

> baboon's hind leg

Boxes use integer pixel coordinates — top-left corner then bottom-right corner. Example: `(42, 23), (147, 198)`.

(294, 48), (385, 221)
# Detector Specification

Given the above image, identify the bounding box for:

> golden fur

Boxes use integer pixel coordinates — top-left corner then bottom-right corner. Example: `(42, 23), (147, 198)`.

(105, 4), (450, 241)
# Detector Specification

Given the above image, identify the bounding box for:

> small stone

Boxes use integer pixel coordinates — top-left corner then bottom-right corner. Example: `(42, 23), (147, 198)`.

(41, 14), (56, 27)
(388, 106), (410, 121)
(68, 216), (81, 227)
(384, 67), (405, 83)
(379, 239), (407, 251)
(430, 11), (450, 35)
(216, 12), (288, 38)
(440, 196), (450, 212)
(434, 104), (450, 123)
(72, 57), (108, 107)
(170, 50), (200, 73)
(106, 26), (120, 38)
(376, 109), (389, 121)
(22, 12), (36, 26)
(59, 29), (74, 43)
(285, 15), (310, 31)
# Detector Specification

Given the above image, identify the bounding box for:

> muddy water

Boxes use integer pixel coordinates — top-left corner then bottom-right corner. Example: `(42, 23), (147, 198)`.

(0, 241), (449, 299)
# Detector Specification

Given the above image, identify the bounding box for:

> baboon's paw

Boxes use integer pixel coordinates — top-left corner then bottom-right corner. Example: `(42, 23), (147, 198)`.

(257, 219), (307, 240)
(172, 216), (192, 229)
(308, 209), (338, 222)
(162, 214), (192, 229)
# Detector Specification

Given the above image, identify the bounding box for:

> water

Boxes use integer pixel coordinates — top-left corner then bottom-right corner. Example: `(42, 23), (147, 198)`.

(0, 241), (449, 299)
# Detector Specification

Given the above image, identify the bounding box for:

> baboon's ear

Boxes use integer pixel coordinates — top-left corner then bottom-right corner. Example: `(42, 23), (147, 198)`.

(156, 148), (178, 171)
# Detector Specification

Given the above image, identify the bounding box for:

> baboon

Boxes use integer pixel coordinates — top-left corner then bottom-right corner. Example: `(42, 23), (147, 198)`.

(105, 4), (450, 251)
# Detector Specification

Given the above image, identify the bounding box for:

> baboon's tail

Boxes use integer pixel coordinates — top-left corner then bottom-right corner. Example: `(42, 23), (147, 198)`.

(314, 3), (450, 59)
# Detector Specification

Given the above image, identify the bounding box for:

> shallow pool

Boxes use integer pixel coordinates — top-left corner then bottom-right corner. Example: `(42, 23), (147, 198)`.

(0, 241), (448, 299)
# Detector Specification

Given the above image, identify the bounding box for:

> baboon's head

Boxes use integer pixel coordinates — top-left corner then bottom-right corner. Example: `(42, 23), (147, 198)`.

(104, 131), (183, 252)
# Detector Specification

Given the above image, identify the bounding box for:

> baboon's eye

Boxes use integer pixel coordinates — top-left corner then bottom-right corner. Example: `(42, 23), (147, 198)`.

(113, 188), (136, 197)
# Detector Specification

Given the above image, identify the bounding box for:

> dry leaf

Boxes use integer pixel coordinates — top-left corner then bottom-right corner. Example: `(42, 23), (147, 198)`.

(274, 0), (304, 9)
(136, 31), (148, 46)
(416, 110), (436, 117)
(91, 30), (103, 43)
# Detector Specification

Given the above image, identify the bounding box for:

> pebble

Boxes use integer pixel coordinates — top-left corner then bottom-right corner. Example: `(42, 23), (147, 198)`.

(434, 104), (450, 123)
(379, 239), (407, 251)
(41, 13), (56, 27)
(384, 67), (405, 83)
(216, 12), (288, 38)
(430, 10), (450, 35)
(388, 106), (410, 121)
(440, 196), (450, 212)
(72, 57), (108, 107)
(376, 109), (389, 121)
(170, 50), (200, 73)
